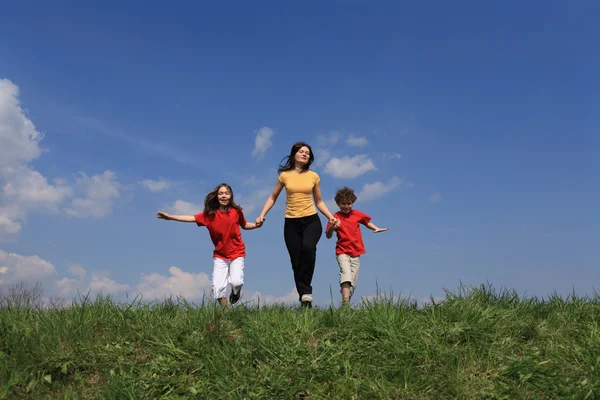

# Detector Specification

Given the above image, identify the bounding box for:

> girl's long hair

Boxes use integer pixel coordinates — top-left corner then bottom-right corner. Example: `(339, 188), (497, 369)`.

(277, 142), (314, 174)
(203, 183), (242, 217)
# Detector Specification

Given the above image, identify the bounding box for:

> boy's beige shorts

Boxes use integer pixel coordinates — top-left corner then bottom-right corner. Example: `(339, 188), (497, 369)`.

(336, 254), (361, 296)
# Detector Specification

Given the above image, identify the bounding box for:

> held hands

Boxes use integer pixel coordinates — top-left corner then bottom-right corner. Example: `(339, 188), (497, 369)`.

(330, 217), (341, 230)
(156, 211), (171, 220)
(255, 216), (265, 226)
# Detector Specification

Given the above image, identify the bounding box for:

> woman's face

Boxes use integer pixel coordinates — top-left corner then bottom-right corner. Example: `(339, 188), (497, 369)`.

(294, 146), (311, 166)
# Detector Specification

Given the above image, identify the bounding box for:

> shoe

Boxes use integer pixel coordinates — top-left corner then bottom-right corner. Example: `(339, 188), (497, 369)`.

(229, 290), (241, 304)
(301, 294), (313, 302)
(300, 294), (313, 308)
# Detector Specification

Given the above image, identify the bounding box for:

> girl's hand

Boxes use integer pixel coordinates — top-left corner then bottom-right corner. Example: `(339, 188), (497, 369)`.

(373, 227), (388, 233)
(156, 211), (171, 220)
(255, 216), (265, 225)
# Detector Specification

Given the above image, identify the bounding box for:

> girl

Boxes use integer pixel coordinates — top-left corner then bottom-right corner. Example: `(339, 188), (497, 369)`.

(157, 183), (262, 308)
(256, 142), (338, 308)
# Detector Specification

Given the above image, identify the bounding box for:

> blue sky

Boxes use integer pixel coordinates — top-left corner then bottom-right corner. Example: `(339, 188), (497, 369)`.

(1, 1), (598, 306)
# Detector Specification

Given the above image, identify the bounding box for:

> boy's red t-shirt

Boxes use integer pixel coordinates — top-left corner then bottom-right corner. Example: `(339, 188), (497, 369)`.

(326, 209), (372, 257)
(194, 208), (247, 260)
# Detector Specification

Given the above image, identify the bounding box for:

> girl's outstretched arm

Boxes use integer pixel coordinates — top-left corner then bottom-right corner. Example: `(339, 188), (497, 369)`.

(242, 221), (263, 230)
(256, 180), (284, 224)
(365, 222), (388, 233)
(156, 212), (195, 223)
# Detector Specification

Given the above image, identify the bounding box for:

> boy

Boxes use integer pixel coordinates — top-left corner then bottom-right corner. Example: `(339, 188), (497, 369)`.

(326, 187), (388, 304)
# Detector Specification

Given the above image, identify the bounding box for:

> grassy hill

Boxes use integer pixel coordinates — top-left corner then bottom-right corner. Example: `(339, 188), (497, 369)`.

(1, 284), (598, 399)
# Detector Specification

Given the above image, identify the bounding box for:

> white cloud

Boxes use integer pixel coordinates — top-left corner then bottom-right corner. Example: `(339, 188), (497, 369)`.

(324, 154), (376, 179)
(0, 79), (73, 234)
(314, 148), (332, 167)
(429, 192), (442, 203)
(68, 264), (86, 278)
(252, 127), (274, 158)
(55, 277), (80, 298)
(384, 152), (402, 160)
(248, 287), (298, 305)
(357, 177), (403, 202)
(54, 264), (128, 299)
(346, 135), (368, 147)
(0, 251), (214, 303)
(171, 199), (203, 215)
(236, 187), (271, 216)
(0, 212), (22, 235)
(317, 132), (341, 147)
(65, 112), (205, 170)
(0, 249), (56, 285)
(0, 79), (44, 167)
(140, 178), (173, 192)
(241, 175), (266, 187)
(3, 167), (71, 209)
(136, 266), (211, 301)
(65, 171), (120, 218)
(88, 273), (130, 296)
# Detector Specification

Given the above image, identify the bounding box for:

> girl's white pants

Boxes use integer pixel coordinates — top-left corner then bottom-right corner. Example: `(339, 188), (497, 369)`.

(212, 257), (244, 299)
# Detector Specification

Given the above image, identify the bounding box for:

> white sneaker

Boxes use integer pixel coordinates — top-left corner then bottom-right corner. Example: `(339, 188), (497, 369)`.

(301, 294), (313, 303)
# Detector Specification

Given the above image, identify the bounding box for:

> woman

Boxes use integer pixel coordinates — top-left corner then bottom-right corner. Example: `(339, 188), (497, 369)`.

(256, 142), (338, 308)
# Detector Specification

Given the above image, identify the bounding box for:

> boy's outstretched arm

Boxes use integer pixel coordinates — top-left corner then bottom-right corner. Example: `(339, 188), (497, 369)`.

(156, 212), (195, 223)
(365, 222), (388, 233)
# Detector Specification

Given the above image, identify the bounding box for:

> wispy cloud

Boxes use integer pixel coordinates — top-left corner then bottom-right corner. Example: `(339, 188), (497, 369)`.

(0, 249), (56, 285)
(346, 135), (368, 147)
(248, 287), (299, 305)
(383, 152), (402, 160)
(324, 154), (376, 179)
(252, 127), (275, 159)
(429, 192), (442, 203)
(75, 115), (205, 168)
(317, 132), (342, 147)
(43, 97), (207, 170)
(170, 200), (203, 215)
(0, 79), (72, 234)
(357, 177), (403, 202)
(136, 266), (211, 301)
(65, 171), (120, 218)
(140, 178), (173, 192)
(237, 187), (272, 216)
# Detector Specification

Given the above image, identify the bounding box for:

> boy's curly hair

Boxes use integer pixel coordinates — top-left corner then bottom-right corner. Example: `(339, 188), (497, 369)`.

(334, 186), (357, 204)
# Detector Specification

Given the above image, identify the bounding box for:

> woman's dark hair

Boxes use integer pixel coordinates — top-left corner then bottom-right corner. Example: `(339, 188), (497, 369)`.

(277, 142), (315, 174)
(204, 183), (242, 217)
(334, 186), (357, 204)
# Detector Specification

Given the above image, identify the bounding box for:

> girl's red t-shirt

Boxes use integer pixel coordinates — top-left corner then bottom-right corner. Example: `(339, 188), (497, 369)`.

(194, 208), (246, 260)
(327, 209), (372, 257)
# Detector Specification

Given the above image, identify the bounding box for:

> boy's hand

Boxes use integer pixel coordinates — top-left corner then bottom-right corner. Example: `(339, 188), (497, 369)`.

(156, 211), (171, 220)
(373, 227), (388, 233)
(331, 218), (341, 230)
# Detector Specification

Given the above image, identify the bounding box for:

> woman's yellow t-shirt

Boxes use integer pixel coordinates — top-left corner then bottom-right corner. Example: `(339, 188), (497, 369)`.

(278, 170), (320, 218)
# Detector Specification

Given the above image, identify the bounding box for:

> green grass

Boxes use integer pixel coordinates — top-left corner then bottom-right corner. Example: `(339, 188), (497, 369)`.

(1, 283), (599, 399)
